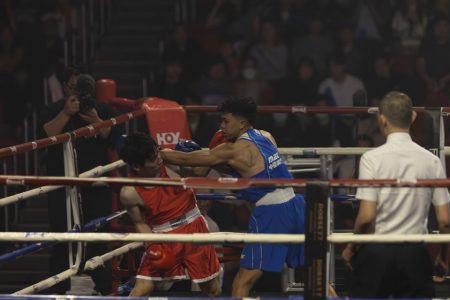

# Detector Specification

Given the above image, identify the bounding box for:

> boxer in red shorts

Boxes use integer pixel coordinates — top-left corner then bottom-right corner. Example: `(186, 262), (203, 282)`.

(118, 132), (221, 297)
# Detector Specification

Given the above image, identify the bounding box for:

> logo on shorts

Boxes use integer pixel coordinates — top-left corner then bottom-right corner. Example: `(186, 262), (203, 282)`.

(156, 132), (180, 145)
(241, 254), (245, 260)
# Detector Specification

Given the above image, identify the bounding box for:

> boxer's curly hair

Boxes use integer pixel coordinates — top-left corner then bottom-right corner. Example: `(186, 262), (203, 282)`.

(219, 96), (257, 125)
(119, 132), (159, 166)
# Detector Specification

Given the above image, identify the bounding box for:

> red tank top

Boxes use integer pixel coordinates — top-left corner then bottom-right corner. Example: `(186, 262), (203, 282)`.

(133, 166), (197, 226)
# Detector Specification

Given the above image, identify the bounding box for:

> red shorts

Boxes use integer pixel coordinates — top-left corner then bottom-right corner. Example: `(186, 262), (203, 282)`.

(136, 216), (221, 283)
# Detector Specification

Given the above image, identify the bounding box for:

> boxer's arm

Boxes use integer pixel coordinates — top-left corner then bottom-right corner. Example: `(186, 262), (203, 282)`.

(120, 186), (152, 233)
(161, 143), (236, 167)
(260, 130), (277, 147)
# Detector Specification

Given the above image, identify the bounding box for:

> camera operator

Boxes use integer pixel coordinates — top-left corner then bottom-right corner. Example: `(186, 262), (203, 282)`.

(38, 67), (120, 295)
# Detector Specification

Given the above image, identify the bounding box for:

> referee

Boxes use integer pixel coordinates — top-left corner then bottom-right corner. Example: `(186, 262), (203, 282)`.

(342, 91), (450, 297)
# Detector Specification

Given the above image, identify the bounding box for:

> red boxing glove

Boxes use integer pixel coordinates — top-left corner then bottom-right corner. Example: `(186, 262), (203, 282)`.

(209, 130), (227, 149)
(146, 243), (176, 270)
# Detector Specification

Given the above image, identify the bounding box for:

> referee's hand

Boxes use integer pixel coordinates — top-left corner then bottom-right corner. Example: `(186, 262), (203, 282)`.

(341, 244), (355, 271)
(433, 256), (449, 283)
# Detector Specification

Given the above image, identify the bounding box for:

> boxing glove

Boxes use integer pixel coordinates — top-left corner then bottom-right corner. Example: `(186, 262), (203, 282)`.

(175, 139), (202, 152)
(209, 130), (227, 149)
(146, 243), (176, 270)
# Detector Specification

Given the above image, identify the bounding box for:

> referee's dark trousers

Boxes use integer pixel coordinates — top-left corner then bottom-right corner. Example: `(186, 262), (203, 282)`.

(351, 243), (434, 297)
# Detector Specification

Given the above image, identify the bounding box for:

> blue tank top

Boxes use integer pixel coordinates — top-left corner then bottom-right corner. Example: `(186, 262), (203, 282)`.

(231, 128), (293, 203)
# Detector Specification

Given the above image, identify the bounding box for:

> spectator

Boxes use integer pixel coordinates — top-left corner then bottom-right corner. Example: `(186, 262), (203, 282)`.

(318, 52), (365, 107)
(185, 94), (219, 147)
(334, 134), (375, 183)
(299, 95), (334, 147)
(155, 59), (188, 104)
(205, 0), (269, 43)
(234, 56), (273, 105)
(276, 57), (319, 106)
(417, 15), (450, 92)
(278, 0), (309, 39)
(318, 52), (365, 146)
(191, 57), (232, 105)
(37, 69), (120, 295)
(218, 40), (240, 79)
(0, 25), (24, 132)
(290, 16), (334, 77)
(40, 13), (64, 73)
(368, 53), (425, 106)
(249, 19), (288, 81)
(355, 0), (394, 40)
(164, 23), (203, 80)
(391, 0), (428, 50)
(336, 22), (365, 78)
(429, 0), (450, 19)
(273, 57), (319, 145)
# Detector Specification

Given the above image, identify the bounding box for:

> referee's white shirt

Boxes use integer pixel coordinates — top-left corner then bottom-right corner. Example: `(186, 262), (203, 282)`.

(356, 132), (450, 234)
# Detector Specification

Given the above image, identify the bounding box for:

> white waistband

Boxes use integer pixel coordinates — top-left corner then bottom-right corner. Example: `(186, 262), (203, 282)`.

(152, 206), (201, 233)
(255, 187), (296, 206)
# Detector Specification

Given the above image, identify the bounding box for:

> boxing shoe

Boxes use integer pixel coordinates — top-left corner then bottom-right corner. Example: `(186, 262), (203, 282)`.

(117, 276), (135, 296)
(175, 139), (202, 152)
(209, 130), (227, 149)
(146, 243), (176, 270)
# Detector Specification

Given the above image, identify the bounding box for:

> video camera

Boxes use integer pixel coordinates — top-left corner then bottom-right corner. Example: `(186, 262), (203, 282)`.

(76, 74), (96, 113)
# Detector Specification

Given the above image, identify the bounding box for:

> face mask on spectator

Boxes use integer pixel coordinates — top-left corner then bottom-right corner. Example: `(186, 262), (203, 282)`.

(242, 68), (257, 80)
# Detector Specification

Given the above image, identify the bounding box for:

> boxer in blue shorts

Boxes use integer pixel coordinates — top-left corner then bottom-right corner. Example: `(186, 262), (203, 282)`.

(162, 96), (305, 297)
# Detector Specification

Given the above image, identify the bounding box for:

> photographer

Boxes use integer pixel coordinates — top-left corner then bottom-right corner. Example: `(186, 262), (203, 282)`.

(38, 68), (119, 295)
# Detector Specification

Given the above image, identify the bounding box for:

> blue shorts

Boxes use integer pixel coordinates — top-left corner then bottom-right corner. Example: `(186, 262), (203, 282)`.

(240, 195), (305, 272)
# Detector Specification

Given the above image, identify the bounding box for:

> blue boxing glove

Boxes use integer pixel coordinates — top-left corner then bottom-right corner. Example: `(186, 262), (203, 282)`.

(175, 139), (202, 152)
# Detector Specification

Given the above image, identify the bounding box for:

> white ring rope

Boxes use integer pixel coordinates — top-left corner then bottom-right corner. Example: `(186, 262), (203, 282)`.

(328, 233), (450, 243)
(278, 147), (450, 156)
(1, 232), (305, 243)
(278, 147), (372, 155)
(14, 242), (143, 295)
(0, 160), (126, 207)
(3, 232), (450, 244)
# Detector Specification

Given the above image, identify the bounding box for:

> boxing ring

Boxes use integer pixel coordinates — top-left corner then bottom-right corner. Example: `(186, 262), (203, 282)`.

(1, 99), (450, 299)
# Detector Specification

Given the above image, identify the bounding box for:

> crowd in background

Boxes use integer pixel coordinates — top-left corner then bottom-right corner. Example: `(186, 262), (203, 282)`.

(0, 0), (449, 149)
(155, 0), (450, 149)
(0, 0), (77, 140)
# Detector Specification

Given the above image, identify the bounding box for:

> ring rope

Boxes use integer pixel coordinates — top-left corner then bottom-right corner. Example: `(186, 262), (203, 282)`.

(14, 242), (143, 295)
(3, 175), (450, 188)
(183, 105), (450, 114)
(328, 233), (450, 243)
(195, 193), (355, 202)
(0, 210), (126, 265)
(0, 108), (145, 158)
(279, 147), (450, 156)
(3, 232), (450, 244)
(0, 232), (305, 243)
(0, 160), (125, 207)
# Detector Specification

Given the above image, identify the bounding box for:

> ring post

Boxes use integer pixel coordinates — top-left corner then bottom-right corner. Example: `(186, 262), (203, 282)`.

(305, 181), (329, 300)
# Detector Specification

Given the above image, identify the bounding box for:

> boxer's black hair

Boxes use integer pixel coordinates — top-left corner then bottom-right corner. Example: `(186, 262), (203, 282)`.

(119, 132), (159, 166)
(219, 96), (257, 125)
(61, 66), (82, 85)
